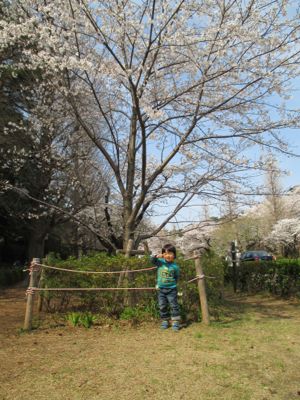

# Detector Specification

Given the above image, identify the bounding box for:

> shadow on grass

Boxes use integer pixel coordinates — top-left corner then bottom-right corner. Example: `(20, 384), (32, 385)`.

(211, 289), (300, 326)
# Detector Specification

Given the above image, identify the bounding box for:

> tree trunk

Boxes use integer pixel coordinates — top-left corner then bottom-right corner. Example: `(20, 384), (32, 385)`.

(123, 218), (135, 252)
(27, 230), (46, 262)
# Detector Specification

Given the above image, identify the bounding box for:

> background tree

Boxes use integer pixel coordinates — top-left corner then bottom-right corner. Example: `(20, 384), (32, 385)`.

(266, 218), (300, 257)
(0, 60), (110, 260)
(265, 185), (300, 256)
(264, 154), (285, 225)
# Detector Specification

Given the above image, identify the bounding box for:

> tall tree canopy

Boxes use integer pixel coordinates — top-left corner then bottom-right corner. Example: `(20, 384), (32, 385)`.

(1, 0), (300, 251)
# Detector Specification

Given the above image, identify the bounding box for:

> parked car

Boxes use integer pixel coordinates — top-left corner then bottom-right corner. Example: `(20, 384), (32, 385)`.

(240, 250), (276, 262)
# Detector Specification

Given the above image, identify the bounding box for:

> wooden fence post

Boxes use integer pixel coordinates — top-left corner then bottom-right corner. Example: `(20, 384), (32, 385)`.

(194, 252), (210, 325)
(24, 258), (40, 330)
(231, 241), (238, 293)
(37, 268), (45, 312)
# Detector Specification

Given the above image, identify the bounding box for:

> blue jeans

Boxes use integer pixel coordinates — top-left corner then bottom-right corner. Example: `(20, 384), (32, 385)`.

(158, 287), (180, 320)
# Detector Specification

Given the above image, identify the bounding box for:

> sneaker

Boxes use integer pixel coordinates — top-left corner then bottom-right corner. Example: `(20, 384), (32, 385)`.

(172, 321), (180, 331)
(160, 320), (169, 330)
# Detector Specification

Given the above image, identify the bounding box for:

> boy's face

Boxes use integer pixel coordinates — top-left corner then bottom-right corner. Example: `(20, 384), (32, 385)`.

(162, 251), (175, 263)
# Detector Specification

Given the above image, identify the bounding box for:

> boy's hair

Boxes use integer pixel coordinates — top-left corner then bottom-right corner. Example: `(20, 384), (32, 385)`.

(162, 243), (176, 258)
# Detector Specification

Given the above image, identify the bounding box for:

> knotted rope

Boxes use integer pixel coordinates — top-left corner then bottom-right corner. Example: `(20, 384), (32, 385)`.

(26, 287), (156, 294)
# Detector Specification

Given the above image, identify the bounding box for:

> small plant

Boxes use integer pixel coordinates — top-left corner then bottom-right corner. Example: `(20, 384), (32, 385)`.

(120, 307), (139, 320)
(120, 306), (146, 321)
(67, 312), (81, 327)
(79, 312), (97, 328)
(143, 298), (160, 319)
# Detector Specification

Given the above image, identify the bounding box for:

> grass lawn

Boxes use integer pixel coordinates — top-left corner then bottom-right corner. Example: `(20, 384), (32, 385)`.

(0, 289), (299, 400)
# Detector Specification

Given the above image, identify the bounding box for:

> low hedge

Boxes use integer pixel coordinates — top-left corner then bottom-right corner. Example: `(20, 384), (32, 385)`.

(228, 258), (300, 296)
(39, 251), (225, 322)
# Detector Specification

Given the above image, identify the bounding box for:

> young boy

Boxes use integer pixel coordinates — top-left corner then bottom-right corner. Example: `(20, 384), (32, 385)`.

(150, 243), (181, 331)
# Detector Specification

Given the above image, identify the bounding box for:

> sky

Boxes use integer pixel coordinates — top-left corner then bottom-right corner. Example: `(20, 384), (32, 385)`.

(150, 72), (300, 229)
(277, 131), (300, 190)
(274, 76), (300, 191)
(151, 128), (300, 229)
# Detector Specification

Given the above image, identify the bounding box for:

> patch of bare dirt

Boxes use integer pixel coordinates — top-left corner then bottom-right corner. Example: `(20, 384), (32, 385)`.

(0, 284), (29, 335)
(225, 291), (300, 319)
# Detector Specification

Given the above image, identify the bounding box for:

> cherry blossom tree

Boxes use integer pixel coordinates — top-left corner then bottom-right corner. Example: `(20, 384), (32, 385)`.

(284, 185), (300, 218)
(264, 185), (300, 256)
(0, 101), (109, 259)
(0, 52), (109, 258)
(263, 154), (285, 225)
(2, 0), (300, 251)
(266, 218), (300, 256)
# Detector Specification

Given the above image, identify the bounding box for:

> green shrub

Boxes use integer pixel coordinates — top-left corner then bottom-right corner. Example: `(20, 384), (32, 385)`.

(227, 259), (300, 296)
(41, 251), (225, 322)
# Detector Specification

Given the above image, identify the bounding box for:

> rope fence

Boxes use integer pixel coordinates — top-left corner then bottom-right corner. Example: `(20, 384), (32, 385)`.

(26, 287), (156, 295)
(187, 274), (216, 283)
(26, 278), (213, 294)
(24, 250), (213, 330)
(24, 262), (157, 275)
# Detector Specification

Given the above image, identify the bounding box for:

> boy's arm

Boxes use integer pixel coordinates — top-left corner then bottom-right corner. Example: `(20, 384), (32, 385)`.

(150, 255), (163, 267)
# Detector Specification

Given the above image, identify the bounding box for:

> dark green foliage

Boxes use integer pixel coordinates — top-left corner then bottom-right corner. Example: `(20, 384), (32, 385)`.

(41, 252), (156, 316)
(0, 265), (25, 287)
(227, 259), (300, 296)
